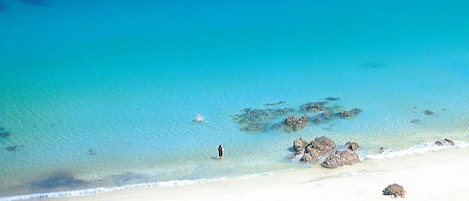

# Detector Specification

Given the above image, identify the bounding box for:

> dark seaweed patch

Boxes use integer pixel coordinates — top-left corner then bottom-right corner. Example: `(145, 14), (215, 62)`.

(410, 119), (420, 123)
(0, 127), (5, 131)
(6, 145), (23, 151)
(87, 149), (97, 155)
(423, 109), (435, 116)
(324, 97), (340, 101)
(0, 131), (10, 138)
(264, 101), (286, 106)
(29, 172), (84, 190)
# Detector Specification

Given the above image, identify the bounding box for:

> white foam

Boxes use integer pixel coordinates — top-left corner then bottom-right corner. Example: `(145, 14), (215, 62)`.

(365, 140), (469, 160)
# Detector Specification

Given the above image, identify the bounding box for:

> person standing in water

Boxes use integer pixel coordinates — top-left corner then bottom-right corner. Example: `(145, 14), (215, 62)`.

(218, 145), (224, 160)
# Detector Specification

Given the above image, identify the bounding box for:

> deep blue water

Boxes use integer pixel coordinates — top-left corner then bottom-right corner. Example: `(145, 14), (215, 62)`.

(1, 0), (469, 199)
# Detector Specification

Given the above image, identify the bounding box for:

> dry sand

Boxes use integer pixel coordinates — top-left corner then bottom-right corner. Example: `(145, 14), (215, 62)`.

(54, 147), (469, 201)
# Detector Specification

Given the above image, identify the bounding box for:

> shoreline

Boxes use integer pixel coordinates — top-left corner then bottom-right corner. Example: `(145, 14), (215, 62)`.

(45, 146), (469, 201)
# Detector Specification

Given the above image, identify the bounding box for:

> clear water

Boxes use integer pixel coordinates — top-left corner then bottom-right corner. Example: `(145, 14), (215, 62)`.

(1, 0), (469, 199)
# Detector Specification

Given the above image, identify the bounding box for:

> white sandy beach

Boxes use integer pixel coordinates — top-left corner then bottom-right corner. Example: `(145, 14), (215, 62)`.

(53, 147), (469, 201)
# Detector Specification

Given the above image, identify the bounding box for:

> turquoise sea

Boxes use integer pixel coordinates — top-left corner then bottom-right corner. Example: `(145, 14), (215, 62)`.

(1, 0), (469, 199)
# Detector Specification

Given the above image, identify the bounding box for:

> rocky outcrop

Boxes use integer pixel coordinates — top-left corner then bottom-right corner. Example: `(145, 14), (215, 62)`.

(300, 101), (328, 113)
(435, 138), (455, 146)
(344, 142), (359, 151)
(294, 136), (335, 164)
(337, 108), (363, 118)
(309, 136), (336, 154)
(320, 153), (342, 168)
(293, 138), (308, 153)
(293, 136), (360, 168)
(300, 149), (321, 163)
(284, 115), (308, 132)
(339, 150), (360, 165)
(321, 150), (360, 168)
(383, 183), (406, 198)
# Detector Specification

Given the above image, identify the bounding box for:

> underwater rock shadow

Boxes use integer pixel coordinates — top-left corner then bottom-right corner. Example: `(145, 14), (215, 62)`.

(27, 172), (86, 190)
(17, 0), (49, 6)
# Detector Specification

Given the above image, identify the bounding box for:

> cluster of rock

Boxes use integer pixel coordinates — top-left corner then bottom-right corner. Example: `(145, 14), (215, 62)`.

(383, 183), (406, 198)
(0, 127), (23, 152)
(231, 99), (363, 133)
(435, 138), (455, 146)
(0, 127), (9, 139)
(284, 115), (308, 132)
(293, 136), (360, 169)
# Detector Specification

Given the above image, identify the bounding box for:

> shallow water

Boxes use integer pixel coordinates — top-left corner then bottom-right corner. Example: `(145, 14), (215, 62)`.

(1, 0), (469, 199)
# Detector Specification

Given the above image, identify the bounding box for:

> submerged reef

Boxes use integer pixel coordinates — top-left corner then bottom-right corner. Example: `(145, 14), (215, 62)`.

(231, 107), (294, 133)
(232, 99), (362, 133)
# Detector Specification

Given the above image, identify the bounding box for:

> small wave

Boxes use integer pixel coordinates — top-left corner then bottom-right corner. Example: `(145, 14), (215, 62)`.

(365, 140), (469, 160)
(0, 172), (274, 201)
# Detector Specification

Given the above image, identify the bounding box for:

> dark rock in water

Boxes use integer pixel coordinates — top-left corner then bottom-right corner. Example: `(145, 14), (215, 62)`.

(88, 149), (97, 155)
(300, 101), (328, 113)
(337, 108), (362, 118)
(344, 142), (359, 151)
(0, 131), (10, 138)
(379, 147), (387, 153)
(410, 119), (420, 123)
(349, 108), (363, 115)
(310, 136), (336, 155)
(6, 145), (24, 152)
(0, 127), (5, 131)
(284, 115), (308, 132)
(435, 138), (455, 146)
(324, 97), (340, 101)
(338, 110), (351, 117)
(383, 183), (406, 198)
(424, 109), (435, 115)
(293, 138), (308, 153)
(264, 101), (286, 106)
